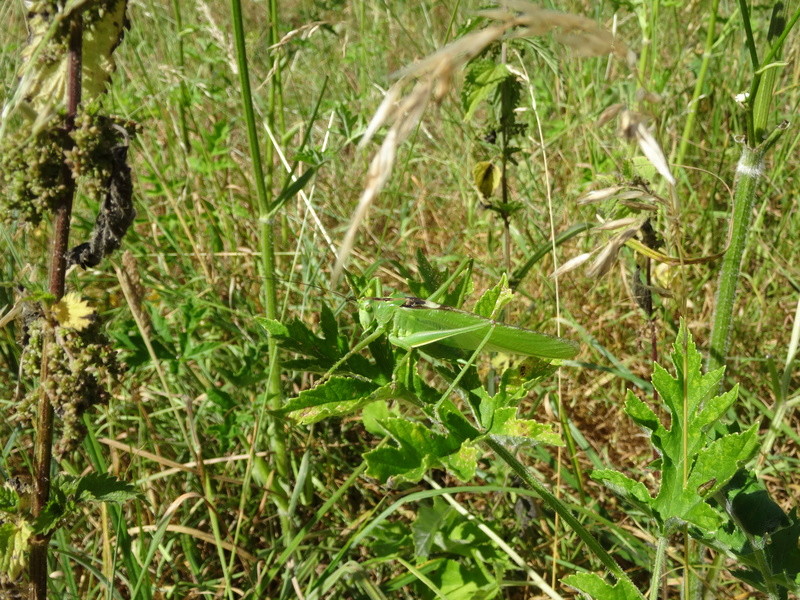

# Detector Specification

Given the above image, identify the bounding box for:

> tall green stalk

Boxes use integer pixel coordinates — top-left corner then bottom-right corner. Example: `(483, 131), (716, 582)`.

(707, 2), (794, 375)
(229, 0), (290, 536)
(707, 145), (764, 373)
(673, 0), (720, 171)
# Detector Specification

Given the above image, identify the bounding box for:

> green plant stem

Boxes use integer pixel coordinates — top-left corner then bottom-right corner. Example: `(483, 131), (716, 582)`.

(707, 145), (764, 374)
(484, 437), (642, 595)
(229, 0), (291, 545)
(648, 535), (668, 600)
(674, 0), (720, 170)
(170, 0), (191, 154)
(30, 13), (83, 600)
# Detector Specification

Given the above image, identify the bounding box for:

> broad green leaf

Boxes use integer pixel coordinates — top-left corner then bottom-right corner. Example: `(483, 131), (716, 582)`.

(694, 385), (739, 429)
(74, 473), (138, 503)
(563, 572), (643, 600)
(602, 321), (763, 539)
(412, 498), (452, 558)
(731, 489), (791, 538)
(0, 519), (32, 580)
(437, 398), (481, 444)
(427, 557), (499, 600)
(462, 60), (511, 121)
(364, 418), (460, 483)
(472, 273), (513, 319)
(685, 426), (759, 497)
(283, 377), (392, 424)
(440, 443), (480, 481)
(487, 407), (562, 445)
(624, 390), (661, 433)
(592, 469), (653, 508)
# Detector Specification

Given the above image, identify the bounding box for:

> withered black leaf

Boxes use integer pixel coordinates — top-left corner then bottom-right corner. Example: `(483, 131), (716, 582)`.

(67, 140), (135, 269)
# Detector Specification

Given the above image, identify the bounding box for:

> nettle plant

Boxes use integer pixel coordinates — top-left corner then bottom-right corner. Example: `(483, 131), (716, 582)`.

(0, 1), (137, 597)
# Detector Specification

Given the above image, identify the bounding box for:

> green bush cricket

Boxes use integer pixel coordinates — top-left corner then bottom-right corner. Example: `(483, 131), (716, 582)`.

(360, 295), (578, 360)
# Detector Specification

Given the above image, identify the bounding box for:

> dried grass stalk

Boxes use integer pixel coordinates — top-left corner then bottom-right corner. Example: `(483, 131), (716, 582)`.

(332, 1), (628, 282)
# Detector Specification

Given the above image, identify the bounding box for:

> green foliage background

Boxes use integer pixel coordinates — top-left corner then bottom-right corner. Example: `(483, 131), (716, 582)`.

(0, 1), (798, 598)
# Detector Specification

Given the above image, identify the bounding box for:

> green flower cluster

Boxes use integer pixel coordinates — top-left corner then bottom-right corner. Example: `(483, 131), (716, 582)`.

(17, 316), (123, 456)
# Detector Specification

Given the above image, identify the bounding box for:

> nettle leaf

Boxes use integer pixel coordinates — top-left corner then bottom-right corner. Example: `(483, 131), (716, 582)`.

(563, 572), (643, 600)
(365, 418), (461, 483)
(33, 487), (72, 535)
(12, 0), (129, 121)
(462, 59), (512, 121)
(591, 469), (653, 511)
(283, 377), (394, 424)
(0, 519), (33, 580)
(30, 473), (137, 536)
(0, 486), (20, 512)
(73, 473), (138, 503)
(487, 407), (562, 445)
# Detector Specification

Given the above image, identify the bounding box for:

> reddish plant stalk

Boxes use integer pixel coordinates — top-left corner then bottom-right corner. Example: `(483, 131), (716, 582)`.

(29, 14), (82, 600)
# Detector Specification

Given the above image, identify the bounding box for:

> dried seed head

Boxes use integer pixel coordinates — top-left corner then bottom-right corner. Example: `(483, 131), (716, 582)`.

(619, 110), (675, 185)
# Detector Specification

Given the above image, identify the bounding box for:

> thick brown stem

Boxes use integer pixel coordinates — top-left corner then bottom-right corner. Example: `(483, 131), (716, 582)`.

(29, 13), (82, 600)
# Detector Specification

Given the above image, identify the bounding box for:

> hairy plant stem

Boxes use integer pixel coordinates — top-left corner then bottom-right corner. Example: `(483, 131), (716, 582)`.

(30, 14), (83, 600)
(709, 2), (792, 375)
(649, 534), (668, 600)
(707, 145), (764, 374)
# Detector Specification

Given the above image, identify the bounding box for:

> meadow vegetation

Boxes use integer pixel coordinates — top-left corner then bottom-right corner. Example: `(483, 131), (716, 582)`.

(0, 1), (798, 599)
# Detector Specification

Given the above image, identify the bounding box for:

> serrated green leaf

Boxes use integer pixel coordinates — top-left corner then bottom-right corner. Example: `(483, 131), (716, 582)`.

(472, 273), (513, 319)
(682, 501), (723, 532)
(364, 445), (433, 483)
(365, 418), (460, 483)
(563, 572), (644, 600)
(592, 469), (653, 507)
(488, 407), (562, 445)
(462, 60), (511, 122)
(437, 398), (481, 443)
(283, 377), (382, 424)
(686, 425), (759, 498)
(0, 486), (20, 512)
(694, 385), (739, 429)
(624, 390), (661, 433)
(74, 473), (138, 503)
(255, 316), (289, 337)
(440, 443), (480, 481)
